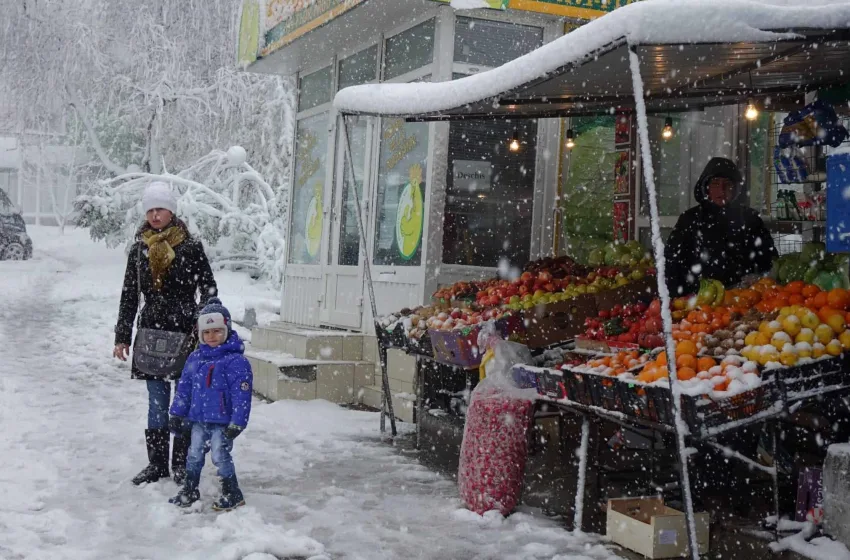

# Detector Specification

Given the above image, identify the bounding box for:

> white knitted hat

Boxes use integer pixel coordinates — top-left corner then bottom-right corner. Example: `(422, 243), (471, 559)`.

(142, 181), (177, 214)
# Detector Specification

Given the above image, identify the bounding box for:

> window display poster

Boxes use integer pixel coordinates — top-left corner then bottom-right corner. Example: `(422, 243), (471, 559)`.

(453, 160), (492, 193)
(615, 114), (631, 145)
(613, 200), (631, 243)
(374, 119), (429, 266)
(614, 150), (630, 195)
(288, 113), (327, 265)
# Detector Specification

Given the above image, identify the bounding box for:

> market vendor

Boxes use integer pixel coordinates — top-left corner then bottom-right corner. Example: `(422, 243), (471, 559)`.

(665, 157), (777, 296)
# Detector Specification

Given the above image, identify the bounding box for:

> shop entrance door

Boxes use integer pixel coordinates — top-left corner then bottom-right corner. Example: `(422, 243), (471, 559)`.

(321, 116), (373, 329)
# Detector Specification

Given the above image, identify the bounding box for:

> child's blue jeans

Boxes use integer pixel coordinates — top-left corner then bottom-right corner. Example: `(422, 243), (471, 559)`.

(186, 422), (236, 479)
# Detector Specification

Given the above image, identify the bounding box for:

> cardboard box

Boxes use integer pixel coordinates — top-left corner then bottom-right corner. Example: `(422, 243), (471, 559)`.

(523, 295), (597, 348)
(606, 497), (709, 559)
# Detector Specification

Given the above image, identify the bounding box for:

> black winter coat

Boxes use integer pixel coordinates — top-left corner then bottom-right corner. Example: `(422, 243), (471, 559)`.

(664, 157), (777, 296)
(115, 220), (218, 380)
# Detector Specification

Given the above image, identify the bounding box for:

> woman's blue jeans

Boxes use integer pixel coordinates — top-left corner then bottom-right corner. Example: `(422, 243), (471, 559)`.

(146, 379), (171, 430)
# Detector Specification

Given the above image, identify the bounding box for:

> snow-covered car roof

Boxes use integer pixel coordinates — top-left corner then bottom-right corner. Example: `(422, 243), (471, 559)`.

(334, 0), (850, 120)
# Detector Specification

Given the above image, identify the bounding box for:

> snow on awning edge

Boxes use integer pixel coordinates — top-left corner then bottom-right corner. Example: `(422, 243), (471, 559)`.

(333, 0), (850, 118)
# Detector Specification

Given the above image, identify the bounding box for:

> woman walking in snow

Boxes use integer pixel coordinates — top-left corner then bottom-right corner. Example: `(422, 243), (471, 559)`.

(112, 181), (218, 486)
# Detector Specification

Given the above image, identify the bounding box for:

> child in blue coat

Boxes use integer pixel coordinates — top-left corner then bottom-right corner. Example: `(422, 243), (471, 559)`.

(168, 298), (252, 510)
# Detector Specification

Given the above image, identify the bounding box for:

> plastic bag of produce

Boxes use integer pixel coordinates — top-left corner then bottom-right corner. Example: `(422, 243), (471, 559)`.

(457, 384), (535, 516)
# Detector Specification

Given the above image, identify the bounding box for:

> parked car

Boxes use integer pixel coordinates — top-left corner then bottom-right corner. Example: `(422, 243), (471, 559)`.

(0, 189), (33, 260)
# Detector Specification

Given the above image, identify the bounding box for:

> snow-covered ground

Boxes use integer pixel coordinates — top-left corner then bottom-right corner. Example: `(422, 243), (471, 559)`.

(0, 226), (620, 560)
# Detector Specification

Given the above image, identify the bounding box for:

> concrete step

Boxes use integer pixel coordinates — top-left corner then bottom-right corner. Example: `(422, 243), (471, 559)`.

(246, 348), (375, 405)
(358, 383), (417, 423)
(251, 324), (378, 363)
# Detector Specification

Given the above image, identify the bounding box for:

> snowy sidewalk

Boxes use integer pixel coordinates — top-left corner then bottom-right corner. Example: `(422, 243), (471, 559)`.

(0, 227), (619, 560)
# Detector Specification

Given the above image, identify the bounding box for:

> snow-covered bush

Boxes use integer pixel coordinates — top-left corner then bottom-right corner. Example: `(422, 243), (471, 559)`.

(76, 147), (287, 285)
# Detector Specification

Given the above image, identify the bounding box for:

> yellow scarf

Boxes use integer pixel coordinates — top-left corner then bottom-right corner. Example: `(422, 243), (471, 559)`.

(141, 226), (187, 291)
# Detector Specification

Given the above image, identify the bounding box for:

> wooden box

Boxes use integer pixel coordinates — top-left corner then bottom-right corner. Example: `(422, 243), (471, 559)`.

(606, 497), (709, 559)
(594, 277), (657, 312)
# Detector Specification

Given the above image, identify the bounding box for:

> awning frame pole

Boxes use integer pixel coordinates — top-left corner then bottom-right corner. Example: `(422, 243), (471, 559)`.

(628, 46), (700, 560)
(340, 113), (397, 437)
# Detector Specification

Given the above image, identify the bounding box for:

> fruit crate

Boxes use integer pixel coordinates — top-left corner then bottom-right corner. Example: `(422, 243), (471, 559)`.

(406, 331), (434, 357)
(585, 372), (627, 413)
(765, 355), (850, 402)
(377, 322), (408, 350)
(643, 380), (777, 435)
(429, 314), (525, 367)
(618, 381), (664, 423)
(512, 365), (539, 390)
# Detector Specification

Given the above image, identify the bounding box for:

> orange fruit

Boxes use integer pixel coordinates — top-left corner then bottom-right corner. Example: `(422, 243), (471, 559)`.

(802, 284), (822, 298)
(676, 340), (698, 357)
(677, 367), (697, 381)
(785, 281), (805, 294)
(827, 313), (846, 335)
(656, 351), (668, 366)
(788, 294), (805, 306)
(676, 354), (697, 369)
(845, 311), (850, 325)
(819, 307), (842, 323)
(697, 356), (717, 372)
(813, 292), (830, 309)
(827, 289), (850, 311)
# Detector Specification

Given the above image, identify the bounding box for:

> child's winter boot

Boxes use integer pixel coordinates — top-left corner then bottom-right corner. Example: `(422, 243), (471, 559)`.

(168, 469), (200, 508)
(212, 475), (245, 511)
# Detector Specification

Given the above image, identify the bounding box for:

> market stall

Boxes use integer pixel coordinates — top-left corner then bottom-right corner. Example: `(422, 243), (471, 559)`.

(333, 1), (850, 556)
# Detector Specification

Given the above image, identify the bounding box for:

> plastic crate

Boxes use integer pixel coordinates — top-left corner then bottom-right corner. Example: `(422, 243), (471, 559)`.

(377, 322), (408, 350)
(587, 373), (625, 413)
(533, 367), (568, 400)
(406, 331), (434, 357)
(430, 326), (482, 367)
(618, 381), (663, 422)
(767, 355), (850, 402)
(565, 369), (595, 406)
(512, 365), (539, 390)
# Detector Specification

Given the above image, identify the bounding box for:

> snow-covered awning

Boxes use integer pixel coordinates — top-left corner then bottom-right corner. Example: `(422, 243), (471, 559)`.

(334, 0), (850, 120)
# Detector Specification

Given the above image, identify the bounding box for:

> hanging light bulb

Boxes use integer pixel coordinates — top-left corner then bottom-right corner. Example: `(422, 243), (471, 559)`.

(745, 98), (759, 121)
(509, 129), (520, 152)
(565, 129), (575, 150)
(662, 117), (674, 140)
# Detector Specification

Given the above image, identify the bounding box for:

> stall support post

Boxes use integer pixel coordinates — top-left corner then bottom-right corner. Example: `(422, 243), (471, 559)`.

(628, 47), (700, 560)
(340, 113), (397, 437)
(573, 414), (591, 532)
(772, 422), (781, 542)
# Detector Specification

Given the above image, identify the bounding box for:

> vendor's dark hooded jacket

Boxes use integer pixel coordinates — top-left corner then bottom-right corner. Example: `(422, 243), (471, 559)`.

(664, 157), (777, 295)
(115, 218), (218, 380)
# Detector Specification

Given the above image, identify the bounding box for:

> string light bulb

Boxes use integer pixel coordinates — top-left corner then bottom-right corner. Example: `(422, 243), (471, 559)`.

(565, 129), (575, 149)
(745, 98), (759, 121)
(509, 129), (520, 152)
(662, 117), (674, 140)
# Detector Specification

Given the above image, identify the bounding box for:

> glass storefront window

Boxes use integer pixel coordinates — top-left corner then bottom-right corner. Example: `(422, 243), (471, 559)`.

(454, 17), (542, 68)
(298, 66), (332, 112)
(338, 117), (368, 266)
(373, 118), (429, 266)
(442, 119), (536, 268)
(383, 19), (435, 80)
(561, 116), (616, 262)
(288, 113), (329, 265)
(338, 46), (378, 91)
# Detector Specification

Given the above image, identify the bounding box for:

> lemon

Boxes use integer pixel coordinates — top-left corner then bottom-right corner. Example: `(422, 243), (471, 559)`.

(745, 332), (760, 346)
(827, 340), (843, 357)
(781, 315), (802, 338)
(780, 351), (798, 366)
(800, 312), (820, 330)
(815, 324), (835, 345)
(772, 332), (793, 351)
(778, 307), (794, 318)
(813, 343), (827, 359)
(840, 330), (850, 350)
(796, 328), (815, 345)
(794, 342), (813, 359)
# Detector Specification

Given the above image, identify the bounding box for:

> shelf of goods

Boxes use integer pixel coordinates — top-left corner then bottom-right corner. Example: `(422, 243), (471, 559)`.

(515, 275), (850, 439)
(376, 249), (658, 368)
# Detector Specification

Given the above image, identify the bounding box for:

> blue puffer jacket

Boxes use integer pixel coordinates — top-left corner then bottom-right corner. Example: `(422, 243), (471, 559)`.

(170, 331), (252, 427)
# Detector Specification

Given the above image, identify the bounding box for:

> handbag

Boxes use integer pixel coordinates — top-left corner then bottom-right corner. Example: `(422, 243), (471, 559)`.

(131, 242), (195, 378)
